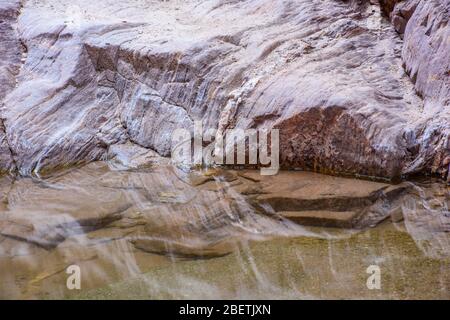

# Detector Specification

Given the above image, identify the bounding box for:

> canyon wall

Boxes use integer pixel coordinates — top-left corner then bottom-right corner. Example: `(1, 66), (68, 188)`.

(0, 0), (448, 180)
(380, 0), (449, 180)
(0, 0), (22, 173)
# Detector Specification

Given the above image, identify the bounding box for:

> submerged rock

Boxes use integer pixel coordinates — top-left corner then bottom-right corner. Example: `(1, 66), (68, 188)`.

(0, 161), (433, 251)
(0, 161), (448, 299)
(132, 238), (234, 260)
(277, 210), (360, 228)
(226, 170), (411, 228)
(0, 0), (447, 180)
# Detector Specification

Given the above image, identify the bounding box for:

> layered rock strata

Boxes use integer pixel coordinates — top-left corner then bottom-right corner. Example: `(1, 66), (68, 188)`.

(0, 0), (447, 180)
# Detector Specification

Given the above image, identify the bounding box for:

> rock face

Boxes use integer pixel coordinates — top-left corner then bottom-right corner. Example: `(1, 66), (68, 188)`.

(0, 0), (22, 173)
(0, 0), (448, 180)
(380, 0), (450, 180)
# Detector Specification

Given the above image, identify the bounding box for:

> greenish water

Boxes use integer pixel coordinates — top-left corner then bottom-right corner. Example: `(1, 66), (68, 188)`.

(73, 222), (450, 300)
(0, 162), (448, 299)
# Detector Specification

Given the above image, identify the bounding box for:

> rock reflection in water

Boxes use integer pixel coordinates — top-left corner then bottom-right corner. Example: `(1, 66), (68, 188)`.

(0, 160), (448, 299)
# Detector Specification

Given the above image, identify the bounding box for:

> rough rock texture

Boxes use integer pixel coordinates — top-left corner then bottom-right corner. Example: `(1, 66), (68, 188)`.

(0, 0), (448, 180)
(0, 0), (22, 173)
(380, 0), (450, 181)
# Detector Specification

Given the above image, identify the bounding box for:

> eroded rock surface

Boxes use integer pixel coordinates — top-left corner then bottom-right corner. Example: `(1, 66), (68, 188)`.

(0, 0), (448, 180)
(0, 0), (23, 173)
(381, 0), (450, 180)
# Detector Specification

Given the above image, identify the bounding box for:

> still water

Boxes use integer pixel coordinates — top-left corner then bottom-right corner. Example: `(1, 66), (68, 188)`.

(0, 161), (448, 299)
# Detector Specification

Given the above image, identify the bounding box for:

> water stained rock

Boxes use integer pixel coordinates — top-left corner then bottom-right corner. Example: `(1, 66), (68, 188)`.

(218, 170), (411, 228)
(0, 0), (448, 300)
(0, 0), (447, 180)
(132, 238), (235, 260)
(0, 179), (132, 249)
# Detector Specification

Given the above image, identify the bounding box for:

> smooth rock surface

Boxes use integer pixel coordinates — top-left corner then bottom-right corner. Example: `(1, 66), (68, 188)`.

(0, 161), (448, 298)
(277, 210), (359, 228)
(229, 169), (411, 228)
(0, 0), (448, 180)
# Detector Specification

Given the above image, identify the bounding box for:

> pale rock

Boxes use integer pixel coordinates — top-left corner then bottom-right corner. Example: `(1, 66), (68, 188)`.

(0, 0), (447, 181)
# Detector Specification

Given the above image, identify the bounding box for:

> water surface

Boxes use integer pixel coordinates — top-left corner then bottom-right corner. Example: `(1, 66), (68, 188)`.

(0, 161), (448, 299)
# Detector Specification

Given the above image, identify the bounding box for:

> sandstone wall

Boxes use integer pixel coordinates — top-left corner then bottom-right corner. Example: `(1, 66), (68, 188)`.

(0, 0), (22, 173)
(0, 0), (448, 180)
